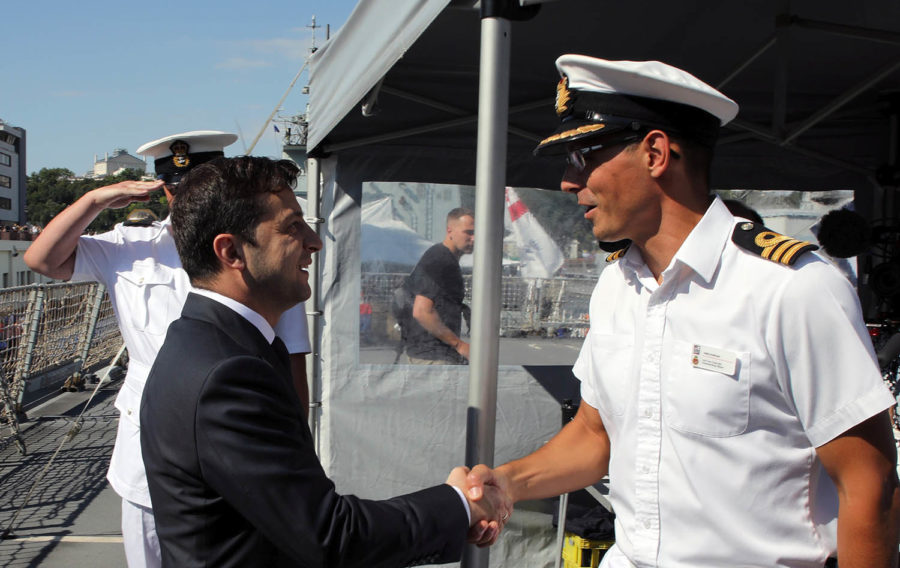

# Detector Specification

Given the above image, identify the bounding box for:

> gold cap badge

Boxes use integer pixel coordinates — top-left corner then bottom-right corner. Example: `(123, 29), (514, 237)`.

(169, 140), (190, 169)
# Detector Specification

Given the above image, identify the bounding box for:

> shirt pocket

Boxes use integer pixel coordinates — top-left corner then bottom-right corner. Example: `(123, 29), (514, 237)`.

(115, 260), (182, 337)
(114, 374), (143, 427)
(588, 333), (634, 416)
(663, 339), (750, 437)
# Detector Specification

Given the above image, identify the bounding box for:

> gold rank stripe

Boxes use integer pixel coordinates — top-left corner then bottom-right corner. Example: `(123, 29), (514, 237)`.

(606, 248), (627, 262)
(753, 231), (813, 265)
(770, 238), (798, 262)
(780, 240), (813, 265)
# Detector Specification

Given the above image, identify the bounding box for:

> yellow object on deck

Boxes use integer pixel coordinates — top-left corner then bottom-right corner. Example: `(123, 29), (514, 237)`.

(561, 532), (614, 568)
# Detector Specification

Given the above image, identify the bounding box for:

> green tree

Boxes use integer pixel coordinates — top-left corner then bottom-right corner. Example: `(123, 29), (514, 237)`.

(26, 169), (168, 233)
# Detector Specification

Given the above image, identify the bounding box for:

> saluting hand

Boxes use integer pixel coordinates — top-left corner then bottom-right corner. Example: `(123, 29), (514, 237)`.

(90, 180), (165, 210)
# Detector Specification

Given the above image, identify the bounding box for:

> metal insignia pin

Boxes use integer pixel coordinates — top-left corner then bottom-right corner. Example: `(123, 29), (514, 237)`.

(740, 222), (754, 231)
(170, 140), (191, 169)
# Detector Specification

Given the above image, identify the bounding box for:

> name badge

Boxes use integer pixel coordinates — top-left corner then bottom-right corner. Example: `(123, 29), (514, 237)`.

(691, 344), (737, 376)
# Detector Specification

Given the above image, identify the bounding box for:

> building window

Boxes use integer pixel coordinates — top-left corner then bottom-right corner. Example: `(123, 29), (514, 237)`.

(0, 153), (9, 167)
(0, 175), (10, 189)
(2, 273), (7, 288)
(0, 197), (11, 210)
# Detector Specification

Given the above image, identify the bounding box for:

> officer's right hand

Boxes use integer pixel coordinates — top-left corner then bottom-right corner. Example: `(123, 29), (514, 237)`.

(456, 340), (470, 360)
(91, 180), (165, 210)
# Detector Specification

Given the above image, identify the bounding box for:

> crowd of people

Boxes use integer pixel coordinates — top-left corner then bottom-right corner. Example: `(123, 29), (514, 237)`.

(23, 52), (900, 568)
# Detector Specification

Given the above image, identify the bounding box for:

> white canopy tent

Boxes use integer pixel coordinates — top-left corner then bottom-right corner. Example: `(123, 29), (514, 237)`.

(301, 1), (900, 566)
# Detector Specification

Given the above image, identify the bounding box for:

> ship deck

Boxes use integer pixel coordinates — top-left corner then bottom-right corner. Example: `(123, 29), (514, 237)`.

(0, 375), (125, 567)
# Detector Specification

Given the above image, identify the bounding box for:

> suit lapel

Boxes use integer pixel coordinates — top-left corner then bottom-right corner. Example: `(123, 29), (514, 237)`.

(182, 293), (287, 375)
(182, 293), (311, 442)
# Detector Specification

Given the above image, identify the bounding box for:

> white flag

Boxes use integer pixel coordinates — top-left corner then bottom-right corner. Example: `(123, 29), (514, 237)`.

(505, 187), (564, 278)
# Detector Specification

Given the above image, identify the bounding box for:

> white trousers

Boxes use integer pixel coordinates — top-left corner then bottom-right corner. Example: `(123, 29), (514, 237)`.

(121, 499), (161, 568)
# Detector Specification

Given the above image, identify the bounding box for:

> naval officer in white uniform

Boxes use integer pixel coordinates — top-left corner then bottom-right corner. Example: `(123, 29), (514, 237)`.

(465, 57), (900, 567)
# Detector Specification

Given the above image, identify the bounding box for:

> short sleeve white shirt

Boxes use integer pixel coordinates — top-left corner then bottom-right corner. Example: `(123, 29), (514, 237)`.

(576, 197), (894, 568)
(72, 216), (311, 507)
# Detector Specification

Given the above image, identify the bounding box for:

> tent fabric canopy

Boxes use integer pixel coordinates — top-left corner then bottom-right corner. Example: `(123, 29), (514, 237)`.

(309, 0), (900, 194)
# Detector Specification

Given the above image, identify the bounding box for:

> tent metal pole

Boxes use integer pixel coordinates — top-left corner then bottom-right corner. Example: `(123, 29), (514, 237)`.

(306, 157), (324, 454)
(783, 59), (900, 146)
(462, 14), (511, 568)
(324, 115), (478, 153)
(716, 33), (776, 90)
(791, 17), (900, 46)
(729, 118), (875, 177)
(322, 99), (546, 154)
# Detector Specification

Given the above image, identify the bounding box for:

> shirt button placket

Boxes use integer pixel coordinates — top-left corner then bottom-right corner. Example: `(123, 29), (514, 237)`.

(632, 294), (666, 565)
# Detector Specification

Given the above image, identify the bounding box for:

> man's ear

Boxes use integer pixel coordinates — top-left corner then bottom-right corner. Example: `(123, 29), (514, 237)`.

(644, 130), (676, 179)
(212, 234), (245, 270)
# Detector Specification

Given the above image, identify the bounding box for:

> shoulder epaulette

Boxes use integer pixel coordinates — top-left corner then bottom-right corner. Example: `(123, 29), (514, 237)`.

(606, 245), (629, 263)
(731, 222), (818, 266)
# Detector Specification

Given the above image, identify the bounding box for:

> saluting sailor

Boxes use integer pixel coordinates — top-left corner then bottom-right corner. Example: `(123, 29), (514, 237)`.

(24, 131), (313, 568)
(466, 56), (900, 567)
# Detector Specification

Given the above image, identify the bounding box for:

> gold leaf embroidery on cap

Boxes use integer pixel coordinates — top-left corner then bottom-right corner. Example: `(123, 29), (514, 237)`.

(556, 78), (572, 116)
(538, 124), (607, 146)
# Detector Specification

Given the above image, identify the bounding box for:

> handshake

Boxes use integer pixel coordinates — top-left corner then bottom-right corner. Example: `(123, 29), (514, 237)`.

(446, 465), (514, 547)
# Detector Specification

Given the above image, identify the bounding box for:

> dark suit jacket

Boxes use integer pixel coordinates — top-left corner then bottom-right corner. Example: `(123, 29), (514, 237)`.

(140, 293), (468, 567)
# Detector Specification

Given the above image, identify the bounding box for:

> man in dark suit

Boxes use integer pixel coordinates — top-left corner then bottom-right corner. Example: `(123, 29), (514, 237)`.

(140, 156), (506, 567)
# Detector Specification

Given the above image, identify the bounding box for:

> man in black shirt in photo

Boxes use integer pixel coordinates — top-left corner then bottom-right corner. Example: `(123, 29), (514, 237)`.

(405, 207), (474, 365)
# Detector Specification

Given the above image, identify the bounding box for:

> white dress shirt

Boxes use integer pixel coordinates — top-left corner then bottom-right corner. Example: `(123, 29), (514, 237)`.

(72, 216), (311, 507)
(576, 198), (894, 567)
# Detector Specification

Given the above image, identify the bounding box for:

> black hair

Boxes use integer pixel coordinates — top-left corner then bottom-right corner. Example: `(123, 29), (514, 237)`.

(171, 156), (300, 284)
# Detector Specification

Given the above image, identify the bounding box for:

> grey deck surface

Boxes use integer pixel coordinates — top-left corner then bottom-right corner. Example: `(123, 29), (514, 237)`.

(0, 377), (125, 567)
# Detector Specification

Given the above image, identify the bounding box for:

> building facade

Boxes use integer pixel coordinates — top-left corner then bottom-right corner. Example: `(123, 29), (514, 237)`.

(0, 120), (26, 225)
(92, 148), (145, 177)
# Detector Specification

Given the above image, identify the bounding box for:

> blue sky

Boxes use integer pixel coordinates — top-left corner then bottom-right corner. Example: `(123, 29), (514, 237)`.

(3, 0), (359, 176)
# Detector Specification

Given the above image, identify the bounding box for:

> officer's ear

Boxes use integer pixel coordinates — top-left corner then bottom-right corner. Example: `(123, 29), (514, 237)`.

(644, 130), (677, 178)
(212, 234), (246, 271)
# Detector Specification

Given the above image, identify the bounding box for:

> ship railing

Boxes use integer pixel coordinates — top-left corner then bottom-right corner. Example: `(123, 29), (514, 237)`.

(0, 282), (121, 453)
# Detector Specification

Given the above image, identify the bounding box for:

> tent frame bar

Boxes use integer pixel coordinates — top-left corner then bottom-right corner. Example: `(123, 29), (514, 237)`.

(727, 118), (875, 177)
(306, 158), (324, 451)
(716, 33), (777, 89)
(322, 97), (545, 154)
(783, 59), (900, 145)
(317, 9), (897, 187)
(792, 16), (900, 46)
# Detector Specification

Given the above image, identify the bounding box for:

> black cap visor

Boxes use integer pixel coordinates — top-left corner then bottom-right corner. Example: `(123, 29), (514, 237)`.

(534, 91), (721, 156)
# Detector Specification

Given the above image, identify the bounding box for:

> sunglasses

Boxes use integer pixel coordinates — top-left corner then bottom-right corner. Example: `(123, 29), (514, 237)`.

(566, 130), (682, 172)
(565, 133), (644, 172)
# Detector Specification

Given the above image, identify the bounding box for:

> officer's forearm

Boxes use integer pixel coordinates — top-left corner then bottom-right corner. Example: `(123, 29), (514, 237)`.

(24, 191), (107, 279)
